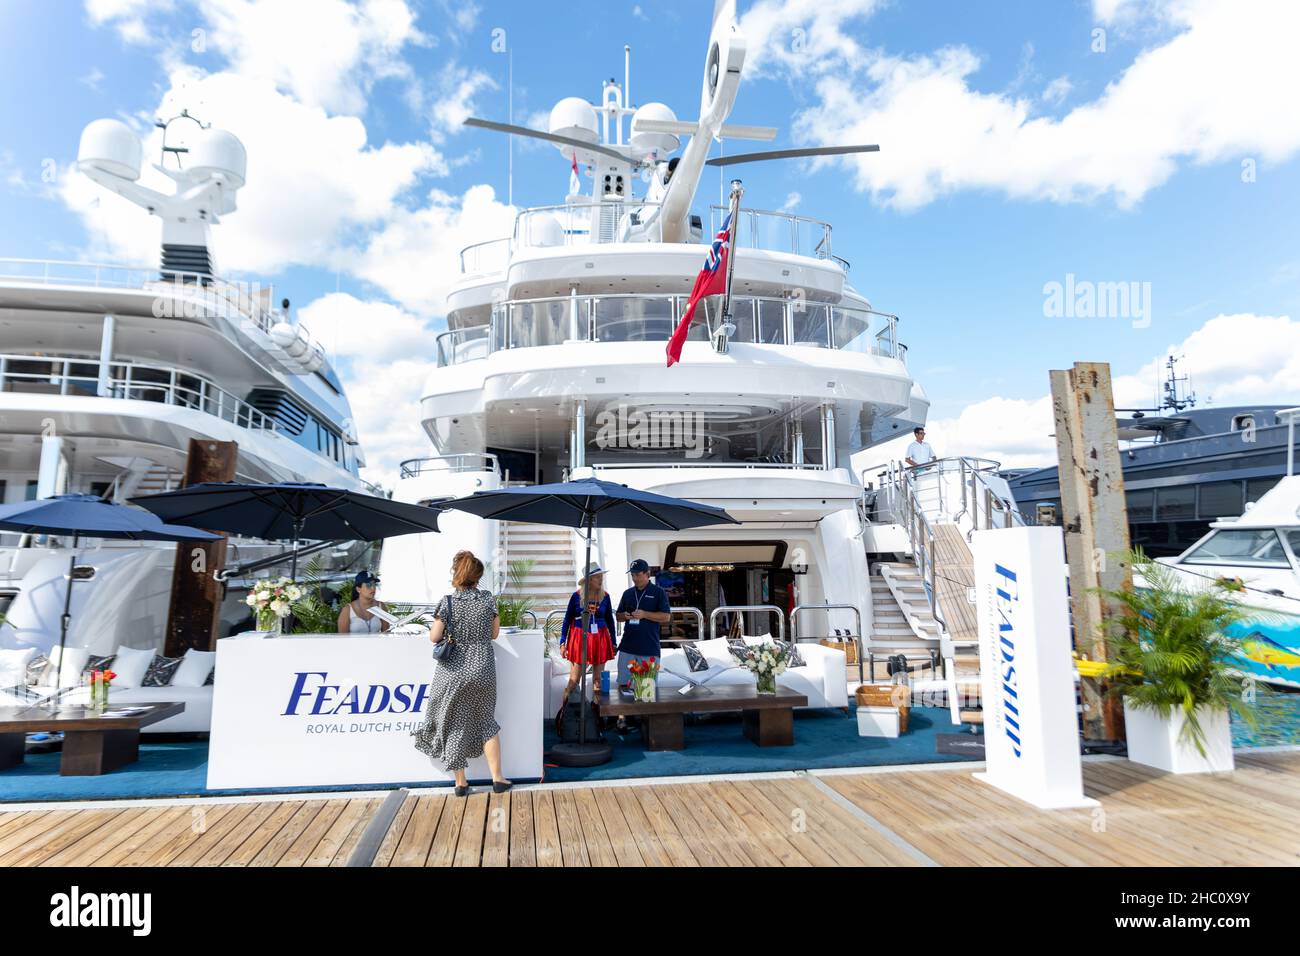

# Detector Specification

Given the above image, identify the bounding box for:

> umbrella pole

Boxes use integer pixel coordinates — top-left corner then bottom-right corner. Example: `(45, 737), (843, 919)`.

(550, 511), (611, 766)
(53, 533), (78, 712)
(577, 518), (592, 746)
(289, 518), (303, 580)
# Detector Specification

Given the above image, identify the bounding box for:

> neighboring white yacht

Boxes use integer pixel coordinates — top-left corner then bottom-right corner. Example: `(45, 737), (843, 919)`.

(380, 1), (940, 662)
(0, 111), (370, 658)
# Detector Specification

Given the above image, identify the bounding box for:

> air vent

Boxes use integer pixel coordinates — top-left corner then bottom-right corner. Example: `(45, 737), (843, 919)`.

(160, 243), (214, 283)
(246, 389), (309, 435)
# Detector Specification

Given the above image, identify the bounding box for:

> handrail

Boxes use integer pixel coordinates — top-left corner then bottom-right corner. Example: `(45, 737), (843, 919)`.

(399, 453), (501, 478)
(662, 606), (706, 645)
(709, 604), (785, 642)
(0, 350), (278, 433)
(790, 602), (864, 684)
(709, 205), (835, 261)
(1280, 406), (1300, 477)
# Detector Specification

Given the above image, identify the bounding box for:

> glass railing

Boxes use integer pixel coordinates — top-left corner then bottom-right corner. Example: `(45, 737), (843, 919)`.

(0, 257), (289, 336)
(709, 206), (836, 262)
(434, 292), (901, 367)
(460, 201), (845, 271)
(0, 351), (278, 431)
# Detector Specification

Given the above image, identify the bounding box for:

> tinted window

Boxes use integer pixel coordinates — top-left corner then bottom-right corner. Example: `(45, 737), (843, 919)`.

(1182, 529), (1290, 567)
(1155, 486), (1195, 520)
(1198, 481), (1243, 519)
(1126, 489), (1154, 521)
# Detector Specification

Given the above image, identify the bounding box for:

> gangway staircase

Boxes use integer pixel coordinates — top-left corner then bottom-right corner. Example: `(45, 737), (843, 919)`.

(496, 520), (576, 628)
(860, 457), (1024, 728)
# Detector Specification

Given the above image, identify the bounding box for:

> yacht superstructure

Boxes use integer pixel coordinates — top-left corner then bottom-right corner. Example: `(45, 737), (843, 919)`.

(381, 1), (930, 650)
(0, 112), (369, 655)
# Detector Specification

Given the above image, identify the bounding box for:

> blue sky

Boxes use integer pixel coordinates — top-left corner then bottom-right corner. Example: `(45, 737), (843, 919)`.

(3, 0), (1298, 481)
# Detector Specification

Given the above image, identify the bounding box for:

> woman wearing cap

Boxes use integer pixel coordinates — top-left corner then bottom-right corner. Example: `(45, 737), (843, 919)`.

(337, 570), (390, 634)
(555, 563), (617, 736)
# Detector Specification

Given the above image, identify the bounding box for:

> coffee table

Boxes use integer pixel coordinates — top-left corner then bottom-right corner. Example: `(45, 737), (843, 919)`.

(595, 685), (808, 751)
(0, 701), (185, 775)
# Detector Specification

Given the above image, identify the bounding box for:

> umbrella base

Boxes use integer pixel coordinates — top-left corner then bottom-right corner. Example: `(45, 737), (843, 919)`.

(549, 740), (613, 767)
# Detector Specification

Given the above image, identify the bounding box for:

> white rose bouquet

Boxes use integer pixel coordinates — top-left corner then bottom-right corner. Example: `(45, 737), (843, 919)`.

(729, 640), (790, 695)
(246, 577), (303, 632)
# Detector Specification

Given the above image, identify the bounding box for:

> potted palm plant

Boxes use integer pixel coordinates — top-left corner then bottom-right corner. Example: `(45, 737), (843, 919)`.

(495, 558), (537, 631)
(1098, 550), (1260, 774)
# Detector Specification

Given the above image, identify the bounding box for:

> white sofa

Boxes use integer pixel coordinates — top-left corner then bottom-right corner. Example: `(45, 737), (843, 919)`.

(544, 635), (849, 717)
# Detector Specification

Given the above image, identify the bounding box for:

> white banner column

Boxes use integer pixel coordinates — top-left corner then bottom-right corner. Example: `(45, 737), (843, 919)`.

(971, 526), (1097, 810)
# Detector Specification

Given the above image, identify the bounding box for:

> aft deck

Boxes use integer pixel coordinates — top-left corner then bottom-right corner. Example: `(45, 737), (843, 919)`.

(3, 750), (1296, 867)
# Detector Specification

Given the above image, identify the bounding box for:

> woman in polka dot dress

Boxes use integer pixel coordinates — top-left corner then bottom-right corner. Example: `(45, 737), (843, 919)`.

(411, 551), (511, 797)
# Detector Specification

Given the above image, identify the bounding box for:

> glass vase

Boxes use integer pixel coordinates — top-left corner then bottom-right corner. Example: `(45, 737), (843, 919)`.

(89, 675), (108, 712)
(257, 608), (283, 634)
(632, 676), (656, 703)
(755, 672), (777, 696)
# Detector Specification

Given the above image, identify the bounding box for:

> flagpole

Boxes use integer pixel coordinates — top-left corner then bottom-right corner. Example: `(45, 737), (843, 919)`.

(715, 179), (743, 354)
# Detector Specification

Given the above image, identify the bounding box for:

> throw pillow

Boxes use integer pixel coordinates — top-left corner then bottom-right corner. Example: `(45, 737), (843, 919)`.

(727, 640), (749, 661)
(171, 649), (217, 688)
(143, 654), (184, 687)
(0, 647), (35, 688)
(681, 642), (710, 673)
(47, 646), (90, 689)
(111, 645), (155, 688)
(204, 669), (214, 686)
(82, 654), (117, 679)
(25, 653), (49, 686)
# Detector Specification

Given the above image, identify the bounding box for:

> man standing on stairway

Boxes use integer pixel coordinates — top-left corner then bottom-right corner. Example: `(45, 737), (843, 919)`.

(905, 426), (935, 469)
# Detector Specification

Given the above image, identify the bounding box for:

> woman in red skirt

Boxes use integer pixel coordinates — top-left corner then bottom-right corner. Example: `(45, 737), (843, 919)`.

(555, 563), (617, 736)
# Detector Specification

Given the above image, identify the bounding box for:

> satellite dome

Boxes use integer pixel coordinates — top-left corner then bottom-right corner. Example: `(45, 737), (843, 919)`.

(77, 118), (143, 181)
(188, 128), (246, 189)
(630, 103), (680, 159)
(525, 212), (564, 248)
(548, 97), (598, 161)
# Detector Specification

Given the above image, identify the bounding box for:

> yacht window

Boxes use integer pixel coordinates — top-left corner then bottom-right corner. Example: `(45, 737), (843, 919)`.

(1246, 477), (1279, 504)
(790, 303), (830, 348)
(1286, 530), (1300, 556)
(593, 296), (674, 343)
(1125, 489), (1154, 521)
(1181, 529), (1291, 567)
(1155, 486), (1195, 521)
(756, 299), (786, 344)
(830, 307), (873, 353)
(1198, 481), (1244, 519)
(1231, 414), (1255, 432)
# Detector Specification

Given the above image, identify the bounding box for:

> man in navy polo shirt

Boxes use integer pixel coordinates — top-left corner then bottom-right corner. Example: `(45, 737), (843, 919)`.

(615, 559), (672, 695)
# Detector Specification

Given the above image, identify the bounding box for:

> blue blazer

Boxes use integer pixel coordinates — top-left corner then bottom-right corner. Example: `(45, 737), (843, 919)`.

(560, 591), (616, 643)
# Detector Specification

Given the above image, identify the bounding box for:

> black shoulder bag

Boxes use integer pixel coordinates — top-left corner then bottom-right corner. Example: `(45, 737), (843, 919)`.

(432, 594), (456, 661)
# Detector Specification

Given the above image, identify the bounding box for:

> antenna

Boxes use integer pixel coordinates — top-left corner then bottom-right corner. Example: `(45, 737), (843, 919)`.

(1160, 355), (1197, 412)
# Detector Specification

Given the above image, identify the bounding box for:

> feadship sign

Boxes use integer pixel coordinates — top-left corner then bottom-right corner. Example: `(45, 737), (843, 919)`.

(206, 632), (543, 789)
(971, 527), (1096, 810)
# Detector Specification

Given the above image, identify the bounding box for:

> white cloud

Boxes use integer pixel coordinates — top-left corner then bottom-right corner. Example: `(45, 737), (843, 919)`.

(904, 313), (1300, 469)
(298, 292), (437, 363)
(426, 62), (497, 138)
(346, 353), (439, 483)
(770, 0), (1300, 209)
(85, 0), (176, 43)
(345, 183), (516, 315)
(1041, 75), (1072, 106)
(738, 0), (884, 78)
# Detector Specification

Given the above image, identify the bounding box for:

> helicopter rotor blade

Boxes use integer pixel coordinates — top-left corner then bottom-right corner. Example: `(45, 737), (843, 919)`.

(463, 117), (628, 163)
(705, 144), (880, 167)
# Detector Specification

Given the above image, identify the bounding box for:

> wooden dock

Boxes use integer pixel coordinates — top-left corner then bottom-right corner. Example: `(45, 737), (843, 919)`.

(2, 751), (1297, 866)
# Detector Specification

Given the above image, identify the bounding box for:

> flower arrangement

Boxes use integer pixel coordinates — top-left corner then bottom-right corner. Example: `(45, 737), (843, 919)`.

(627, 656), (660, 702)
(88, 668), (117, 711)
(730, 641), (789, 695)
(246, 577), (303, 633)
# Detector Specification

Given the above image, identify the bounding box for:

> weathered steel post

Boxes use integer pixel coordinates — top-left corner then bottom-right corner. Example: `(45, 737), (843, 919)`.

(1050, 362), (1132, 741)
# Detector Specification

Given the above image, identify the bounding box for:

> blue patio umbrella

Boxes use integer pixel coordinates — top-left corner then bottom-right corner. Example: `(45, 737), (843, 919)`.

(442, 477), (739, 766)
(130, 481), (442, 578)
(0, 494), (221, 705)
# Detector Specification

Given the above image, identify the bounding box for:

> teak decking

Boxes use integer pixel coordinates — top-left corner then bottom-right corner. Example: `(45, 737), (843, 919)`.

(2, 750), (1297, 867)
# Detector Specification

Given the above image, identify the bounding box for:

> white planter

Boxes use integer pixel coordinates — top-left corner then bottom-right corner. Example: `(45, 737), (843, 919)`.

(1123, 699), (1234, 774)
(856, 706), (900, 738)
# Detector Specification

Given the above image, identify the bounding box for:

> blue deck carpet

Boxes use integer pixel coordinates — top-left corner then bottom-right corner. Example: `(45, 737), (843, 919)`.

(1, 705), (974, 803)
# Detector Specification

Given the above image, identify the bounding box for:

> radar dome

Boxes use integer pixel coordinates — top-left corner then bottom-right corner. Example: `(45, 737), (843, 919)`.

(77, 118), (143, 181)
(548, 97), (598, 160)
(525, 212), (564, 248)
(188, 128), (246, 189)
(630, 103), (680, 159)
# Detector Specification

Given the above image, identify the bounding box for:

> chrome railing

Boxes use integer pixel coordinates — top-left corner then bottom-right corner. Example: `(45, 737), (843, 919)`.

(0, 351), (278, 432)
(458, 238), (512, 275)
(398, 453), (501, 479)
(709, 604), (786, 642)
(435, 292), (900, 367)
(0, 257), (288, 336)
(791, 603), (865, 683)
(710, 206), (836, 262)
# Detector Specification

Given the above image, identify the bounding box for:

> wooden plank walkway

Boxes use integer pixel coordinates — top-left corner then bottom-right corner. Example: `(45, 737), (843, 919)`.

(932, 523), (977, 642)
(2, 752), (1297, 866)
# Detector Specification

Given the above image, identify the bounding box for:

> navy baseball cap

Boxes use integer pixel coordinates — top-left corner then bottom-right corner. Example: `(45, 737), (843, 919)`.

(354, 570), (380, 587)
(628, 559), (651, 573)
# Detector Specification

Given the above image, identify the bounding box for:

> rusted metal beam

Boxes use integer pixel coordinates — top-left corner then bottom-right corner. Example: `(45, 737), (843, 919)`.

(1050, 362), (1132, 741)
(163, 439), (237, 656)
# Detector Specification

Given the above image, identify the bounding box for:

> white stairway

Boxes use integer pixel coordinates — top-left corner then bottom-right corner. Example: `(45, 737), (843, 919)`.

(497, 521), (576, 625)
